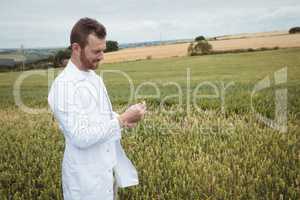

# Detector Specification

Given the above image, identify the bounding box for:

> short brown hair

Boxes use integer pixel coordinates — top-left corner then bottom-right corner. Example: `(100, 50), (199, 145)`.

(70, 17), (106, 48)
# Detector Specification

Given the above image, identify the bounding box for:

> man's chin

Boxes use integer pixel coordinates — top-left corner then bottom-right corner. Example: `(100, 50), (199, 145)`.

(89, 62), (99, 70)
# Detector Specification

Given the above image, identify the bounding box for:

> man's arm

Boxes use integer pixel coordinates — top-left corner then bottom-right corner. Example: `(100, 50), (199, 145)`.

(48, 81), (146, 149)
(48, 82), (122, 149)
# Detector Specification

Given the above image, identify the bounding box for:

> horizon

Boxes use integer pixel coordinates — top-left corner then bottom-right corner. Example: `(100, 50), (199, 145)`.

(0, 28), (291, 50)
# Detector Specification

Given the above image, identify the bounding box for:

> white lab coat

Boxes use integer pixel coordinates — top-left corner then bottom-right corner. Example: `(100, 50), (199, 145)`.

(48, 60), (138, 200)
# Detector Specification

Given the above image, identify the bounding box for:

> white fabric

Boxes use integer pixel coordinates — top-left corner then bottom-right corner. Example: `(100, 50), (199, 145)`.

(48, 60), (138, 200)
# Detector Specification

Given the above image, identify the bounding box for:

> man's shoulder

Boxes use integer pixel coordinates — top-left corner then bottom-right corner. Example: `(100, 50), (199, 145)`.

(48, 68), (75, 97)
(48, 72), (79, 111)
(51, 65), (80, 85)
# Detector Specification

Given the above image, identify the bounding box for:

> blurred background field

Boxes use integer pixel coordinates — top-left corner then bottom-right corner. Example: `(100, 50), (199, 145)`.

(103, 31), (300, 63)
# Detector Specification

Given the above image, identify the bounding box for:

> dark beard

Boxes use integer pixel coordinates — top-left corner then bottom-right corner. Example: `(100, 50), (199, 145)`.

(80, 50), (97, 70)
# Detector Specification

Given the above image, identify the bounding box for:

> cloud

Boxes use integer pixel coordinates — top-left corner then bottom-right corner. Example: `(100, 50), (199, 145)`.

(258, 5), (300, 20)
(0, 0), (299, 48)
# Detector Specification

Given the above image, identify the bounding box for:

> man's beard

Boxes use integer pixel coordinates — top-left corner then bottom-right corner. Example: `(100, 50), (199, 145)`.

(80, 50), (98, 70)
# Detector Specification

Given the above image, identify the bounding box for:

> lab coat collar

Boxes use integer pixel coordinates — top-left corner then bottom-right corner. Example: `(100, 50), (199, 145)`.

(65, 60), (93, 81)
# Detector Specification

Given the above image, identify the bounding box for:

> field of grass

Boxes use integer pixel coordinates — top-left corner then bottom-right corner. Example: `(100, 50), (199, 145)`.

(1, 48), (300, 199)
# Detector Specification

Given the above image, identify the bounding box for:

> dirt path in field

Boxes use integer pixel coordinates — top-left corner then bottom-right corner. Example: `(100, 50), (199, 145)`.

(103, 31), (300, 63)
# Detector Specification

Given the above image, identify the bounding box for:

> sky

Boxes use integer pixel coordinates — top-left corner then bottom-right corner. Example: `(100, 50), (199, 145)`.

(0, 0), (299, 48)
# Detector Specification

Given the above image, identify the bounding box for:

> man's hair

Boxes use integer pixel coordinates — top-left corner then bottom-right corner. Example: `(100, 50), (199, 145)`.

(70, 17), (106, 49)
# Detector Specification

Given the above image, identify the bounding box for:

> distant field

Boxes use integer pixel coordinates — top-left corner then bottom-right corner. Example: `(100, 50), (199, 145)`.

(104, 31), (300, 63)
(0, 54), (25, 62)
(215, 30), (288, 40)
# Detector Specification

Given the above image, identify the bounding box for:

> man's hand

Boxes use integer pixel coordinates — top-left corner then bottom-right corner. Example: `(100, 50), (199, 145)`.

(118, 102), (146, 128)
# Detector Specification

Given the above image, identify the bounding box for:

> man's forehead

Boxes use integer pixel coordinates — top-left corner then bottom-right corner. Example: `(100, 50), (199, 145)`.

(87, 34), (106, 48)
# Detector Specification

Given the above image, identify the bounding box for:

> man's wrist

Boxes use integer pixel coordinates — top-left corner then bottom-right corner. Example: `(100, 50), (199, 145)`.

(117, 116), (124, 128)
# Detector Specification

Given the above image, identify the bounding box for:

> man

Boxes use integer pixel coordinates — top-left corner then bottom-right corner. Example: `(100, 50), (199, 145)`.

(48, 17), (146, 200)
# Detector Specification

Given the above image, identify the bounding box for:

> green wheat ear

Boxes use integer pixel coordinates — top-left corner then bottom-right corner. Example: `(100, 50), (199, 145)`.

(138, 97), (146, 105)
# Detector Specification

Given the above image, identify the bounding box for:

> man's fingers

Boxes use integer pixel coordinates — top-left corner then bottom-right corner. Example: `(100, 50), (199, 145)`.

(126, 123), (137, 128)
(121, 102), (147, 124)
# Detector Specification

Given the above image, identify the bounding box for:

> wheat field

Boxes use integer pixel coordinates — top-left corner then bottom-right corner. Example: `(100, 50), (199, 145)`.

(104, 32), (300, 63)
(1, 48), (300, 199)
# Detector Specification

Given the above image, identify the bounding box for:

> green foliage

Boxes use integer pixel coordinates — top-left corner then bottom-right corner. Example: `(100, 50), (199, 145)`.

(188, 40), (213, 56)
(105, 40), (119, 53)
(195, 35), (206, 41)
(53, 48), (71, 67)
(289, 27), (300, 34)
(0, 48), (300, 199)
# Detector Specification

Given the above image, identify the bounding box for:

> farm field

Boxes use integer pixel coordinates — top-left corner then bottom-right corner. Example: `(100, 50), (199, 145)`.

(0, 48), (300, 199)
(104, 31), (300, 63)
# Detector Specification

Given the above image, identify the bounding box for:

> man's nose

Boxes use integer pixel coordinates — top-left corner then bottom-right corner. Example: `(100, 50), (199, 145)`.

(98, 52), (104, 60)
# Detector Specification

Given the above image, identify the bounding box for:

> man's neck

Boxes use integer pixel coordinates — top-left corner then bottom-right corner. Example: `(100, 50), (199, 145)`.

(71, 56), (89, 72)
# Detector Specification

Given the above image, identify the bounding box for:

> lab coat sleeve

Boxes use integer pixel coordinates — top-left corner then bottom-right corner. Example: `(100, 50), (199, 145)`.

(113, 112), (120, 118)
(48, 81), (122, 149)
(113, 111), (122, 127)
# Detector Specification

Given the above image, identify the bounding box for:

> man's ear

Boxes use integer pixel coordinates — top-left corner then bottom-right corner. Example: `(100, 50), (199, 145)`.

(71, 43), (81, 55)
